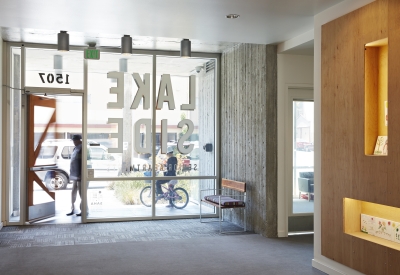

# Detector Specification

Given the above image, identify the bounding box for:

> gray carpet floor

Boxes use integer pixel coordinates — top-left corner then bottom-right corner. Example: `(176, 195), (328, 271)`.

(0, 219), (325, 275)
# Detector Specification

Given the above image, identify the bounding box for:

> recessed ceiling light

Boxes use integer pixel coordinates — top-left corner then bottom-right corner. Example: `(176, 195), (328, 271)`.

(226, 14), (240, 19)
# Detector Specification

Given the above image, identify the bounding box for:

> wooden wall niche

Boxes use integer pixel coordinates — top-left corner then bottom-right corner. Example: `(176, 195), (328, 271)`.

(365, 38), (388, 155)
(344, 198), (400, 251)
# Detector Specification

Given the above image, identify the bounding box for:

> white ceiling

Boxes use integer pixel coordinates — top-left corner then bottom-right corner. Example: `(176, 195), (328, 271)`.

(0, 0), (344, 54)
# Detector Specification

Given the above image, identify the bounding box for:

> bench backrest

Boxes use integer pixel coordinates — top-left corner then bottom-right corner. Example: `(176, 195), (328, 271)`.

(222, 178), (246, 192)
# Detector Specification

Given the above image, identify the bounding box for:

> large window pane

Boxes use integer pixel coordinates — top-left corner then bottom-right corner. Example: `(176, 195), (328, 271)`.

(87, 53), (153, 178)
(86, 52), (217, 220)
(8, 47), (22, 222)
(155, 56), (216, 177)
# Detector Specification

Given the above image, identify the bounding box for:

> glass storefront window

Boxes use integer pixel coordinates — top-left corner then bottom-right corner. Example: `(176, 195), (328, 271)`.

(5, 43), (218, 224)
(87, 53), (153, 178)
(8, 47), (22, 222)
(86, 53), (218, 220)
(87, 54), (216, 179)
(155, 56), (216, 177)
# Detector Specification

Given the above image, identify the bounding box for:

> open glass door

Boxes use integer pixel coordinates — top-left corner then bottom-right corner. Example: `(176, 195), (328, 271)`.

(27, 94), (58, 222)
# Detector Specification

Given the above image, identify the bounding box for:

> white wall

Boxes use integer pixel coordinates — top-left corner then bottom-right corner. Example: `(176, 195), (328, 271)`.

(277, 54), (314, 237)
(313, 0), (374, 274)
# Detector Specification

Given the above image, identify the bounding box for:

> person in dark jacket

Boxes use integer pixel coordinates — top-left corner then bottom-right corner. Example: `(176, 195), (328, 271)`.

(156, 151), (177, 207)
(66, 134), (83, 216)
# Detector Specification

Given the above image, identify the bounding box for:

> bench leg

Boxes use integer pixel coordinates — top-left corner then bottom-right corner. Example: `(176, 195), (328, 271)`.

(244, 208), (246, 232)
(200, 199), (202, 222)
(219, 207), (222, 234)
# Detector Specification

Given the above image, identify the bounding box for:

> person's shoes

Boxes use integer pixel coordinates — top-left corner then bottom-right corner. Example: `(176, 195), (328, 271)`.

(76, 213), (81, 216)
(156, 194), (164, 201)
(165, 204), (174, 208)
(66, 211), (74, 216)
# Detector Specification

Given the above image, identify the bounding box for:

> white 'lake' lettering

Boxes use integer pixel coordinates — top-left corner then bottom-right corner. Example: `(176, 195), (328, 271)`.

(106, 72), (196, 155)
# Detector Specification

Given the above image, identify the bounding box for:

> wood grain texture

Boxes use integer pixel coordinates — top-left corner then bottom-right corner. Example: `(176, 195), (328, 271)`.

(27, 95), (57, 206)
(221, 44), (277, 237)
(222, 178), (246, 192)
(343, 198), (362, 234)
(321, 0), (397, 273)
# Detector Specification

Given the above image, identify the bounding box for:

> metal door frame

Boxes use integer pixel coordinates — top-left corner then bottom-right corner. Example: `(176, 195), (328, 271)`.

(24, 90), (84, 223)
(285, 87), (314, 234)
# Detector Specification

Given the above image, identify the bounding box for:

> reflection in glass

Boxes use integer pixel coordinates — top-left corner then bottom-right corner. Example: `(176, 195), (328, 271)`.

(292, 101), (314, 214)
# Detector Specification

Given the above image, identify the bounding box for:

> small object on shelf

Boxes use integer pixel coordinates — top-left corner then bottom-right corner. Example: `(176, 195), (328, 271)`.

(394, 222), (400, 244)
(373, 217), (393, 241)
(373, 136), (388, 155)
(361, 213), (375, 235)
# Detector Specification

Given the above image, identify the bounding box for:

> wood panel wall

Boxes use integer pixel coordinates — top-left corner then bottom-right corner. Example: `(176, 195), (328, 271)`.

(221, 44), (277, 237)
(321, 0), (400, 273)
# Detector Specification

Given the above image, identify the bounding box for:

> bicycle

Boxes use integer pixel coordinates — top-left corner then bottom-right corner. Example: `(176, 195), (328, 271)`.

(140, 180), (189, 209)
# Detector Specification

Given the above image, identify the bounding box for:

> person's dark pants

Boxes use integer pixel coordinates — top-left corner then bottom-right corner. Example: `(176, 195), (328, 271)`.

(156, 179), (169, 195)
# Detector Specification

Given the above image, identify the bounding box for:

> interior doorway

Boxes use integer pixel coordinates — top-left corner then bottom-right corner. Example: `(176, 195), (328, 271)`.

(26, 92), (83, 224)
(286, 88), (314, 233)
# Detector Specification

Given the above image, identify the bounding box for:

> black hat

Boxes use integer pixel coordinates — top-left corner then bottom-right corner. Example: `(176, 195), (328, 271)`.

(71, 134), (82, 140)
(167, 151), (174, 154)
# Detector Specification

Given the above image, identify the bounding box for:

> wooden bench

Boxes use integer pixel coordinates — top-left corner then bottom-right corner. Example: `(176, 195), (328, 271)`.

(200, 178), (246, 233)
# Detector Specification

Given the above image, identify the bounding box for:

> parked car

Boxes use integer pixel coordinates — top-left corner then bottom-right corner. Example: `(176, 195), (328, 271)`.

(35, 139), (150, 190)
(304, 143), (314, 152)
(296, 141), (313, 151)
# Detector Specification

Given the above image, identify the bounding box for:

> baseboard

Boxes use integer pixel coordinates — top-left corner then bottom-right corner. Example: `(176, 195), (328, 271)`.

(312, 259), (364, 275)
(277, 230), (288, 237)
(312, 259), (346, 275)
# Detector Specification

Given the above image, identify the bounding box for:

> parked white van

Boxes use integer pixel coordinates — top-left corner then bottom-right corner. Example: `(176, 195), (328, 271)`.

(35, 139), (149, 190)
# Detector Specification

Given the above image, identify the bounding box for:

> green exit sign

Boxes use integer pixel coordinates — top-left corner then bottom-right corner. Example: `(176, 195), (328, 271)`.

(84, 49), (100, 60)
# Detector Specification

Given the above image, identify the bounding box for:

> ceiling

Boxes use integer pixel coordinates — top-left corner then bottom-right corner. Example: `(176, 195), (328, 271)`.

(0, 0), (344, 54)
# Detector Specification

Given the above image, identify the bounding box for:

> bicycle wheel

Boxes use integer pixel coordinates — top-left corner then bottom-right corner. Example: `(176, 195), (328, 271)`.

(170, 187), (189, 209)
(140, 186), (152, 207)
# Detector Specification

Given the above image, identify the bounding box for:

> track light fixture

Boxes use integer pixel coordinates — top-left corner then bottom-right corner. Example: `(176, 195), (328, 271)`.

(57, 31), (69, 51)
(121, 35), (132, 55)
(180, 39), (191, 58)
